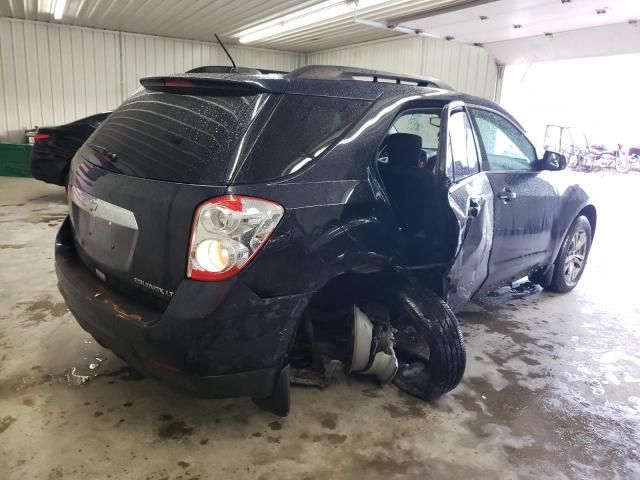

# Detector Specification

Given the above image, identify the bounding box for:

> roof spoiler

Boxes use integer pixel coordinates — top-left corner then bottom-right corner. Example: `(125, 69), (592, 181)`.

(139, 75), (286, 94)
(289, 65), (452, 90)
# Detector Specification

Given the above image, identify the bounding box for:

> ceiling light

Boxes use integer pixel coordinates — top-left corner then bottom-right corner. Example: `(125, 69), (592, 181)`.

(394, 25), (416, 35)
(354, 18), (441, 39)
(237, 0), (389, 43)
(53, 0), (67, 20)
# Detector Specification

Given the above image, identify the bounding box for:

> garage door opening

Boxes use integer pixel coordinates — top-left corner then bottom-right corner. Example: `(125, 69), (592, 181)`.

(500, 53), (640, 157)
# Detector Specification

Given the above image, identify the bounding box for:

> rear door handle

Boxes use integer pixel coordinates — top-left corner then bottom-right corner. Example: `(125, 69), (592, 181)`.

(497, 189), (517, 202)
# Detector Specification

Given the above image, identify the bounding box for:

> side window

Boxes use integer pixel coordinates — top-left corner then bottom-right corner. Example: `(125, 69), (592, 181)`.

(446, 110), (480, 182)
(378, 111), (440, 167)
(392, 112), (440, 151)
(236, 96), (371, 183)
(471, 108), (537, 171)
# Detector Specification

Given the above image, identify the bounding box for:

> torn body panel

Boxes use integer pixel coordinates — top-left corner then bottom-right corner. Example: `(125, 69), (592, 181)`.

(446, 174), (494, 313)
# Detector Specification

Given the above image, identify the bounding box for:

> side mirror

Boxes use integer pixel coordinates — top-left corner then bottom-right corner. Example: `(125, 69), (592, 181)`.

(541, 150), (566, 171)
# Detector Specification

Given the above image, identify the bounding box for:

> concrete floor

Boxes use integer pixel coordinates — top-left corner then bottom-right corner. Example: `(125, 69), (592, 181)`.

(0, 175), (639, 480)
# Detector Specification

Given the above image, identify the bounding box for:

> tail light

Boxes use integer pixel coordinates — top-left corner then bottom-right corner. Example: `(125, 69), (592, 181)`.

(187, 195), (284, 281)
(34, 132), (50, 143)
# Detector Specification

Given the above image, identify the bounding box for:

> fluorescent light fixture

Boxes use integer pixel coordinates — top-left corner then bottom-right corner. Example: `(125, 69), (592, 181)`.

(53, 0), (67, 20)
(354, 17), (441, 39)
(238, 0), (389, 43)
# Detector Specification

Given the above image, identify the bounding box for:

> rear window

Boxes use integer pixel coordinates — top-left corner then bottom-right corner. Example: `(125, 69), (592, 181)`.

(81, 89), (268, 184)
(233, 95), (371, 183)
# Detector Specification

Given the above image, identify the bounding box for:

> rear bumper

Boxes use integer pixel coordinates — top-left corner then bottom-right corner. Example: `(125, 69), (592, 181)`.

(55, 217), (311, 398)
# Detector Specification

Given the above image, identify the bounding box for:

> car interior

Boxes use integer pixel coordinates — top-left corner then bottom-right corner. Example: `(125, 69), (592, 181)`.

(376, 111), (452, 267)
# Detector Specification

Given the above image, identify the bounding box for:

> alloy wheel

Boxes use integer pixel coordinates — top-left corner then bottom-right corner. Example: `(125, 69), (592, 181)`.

(564, 228), (588, 286)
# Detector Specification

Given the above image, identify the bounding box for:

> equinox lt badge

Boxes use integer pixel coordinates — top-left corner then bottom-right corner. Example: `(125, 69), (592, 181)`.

(134, 277), (175, 297)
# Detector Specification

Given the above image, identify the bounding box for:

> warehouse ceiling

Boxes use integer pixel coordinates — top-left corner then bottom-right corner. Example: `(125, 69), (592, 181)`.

(401, 0), (639, 44)
(1, 0), (638, 54)
(0, 0), (478, 52)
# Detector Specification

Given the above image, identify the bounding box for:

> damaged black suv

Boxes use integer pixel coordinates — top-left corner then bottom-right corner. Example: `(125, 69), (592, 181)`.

(55, 65), (595, 415)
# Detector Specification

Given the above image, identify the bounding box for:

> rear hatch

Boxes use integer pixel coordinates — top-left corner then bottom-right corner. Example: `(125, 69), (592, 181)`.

(68, 76), (283, 307)
(67, 74), (372, 308)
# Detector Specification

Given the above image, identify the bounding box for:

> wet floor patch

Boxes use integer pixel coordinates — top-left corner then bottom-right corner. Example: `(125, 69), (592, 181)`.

(0, 368), (51, 399)
(381, 396), (427, 419)
(13, 295), (69, 327)
(454, 284), (640, 478)
(157, 420), (194, 440)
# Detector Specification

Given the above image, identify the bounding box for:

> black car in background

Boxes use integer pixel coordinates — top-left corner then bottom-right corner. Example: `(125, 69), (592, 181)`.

(54, 65), (596, 415)
(30, 112), (111, 187)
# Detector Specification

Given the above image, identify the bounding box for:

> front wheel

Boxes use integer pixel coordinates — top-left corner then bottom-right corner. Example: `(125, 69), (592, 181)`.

(545, 216), (592, 293)
(389, 285), (466, 400)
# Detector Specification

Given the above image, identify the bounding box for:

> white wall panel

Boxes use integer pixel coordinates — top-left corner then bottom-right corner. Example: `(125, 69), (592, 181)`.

(0, 18), (304, 142)
(0, 17), (495, 143)
(306, 36), (498, 100)
(0, 18), (124, 141)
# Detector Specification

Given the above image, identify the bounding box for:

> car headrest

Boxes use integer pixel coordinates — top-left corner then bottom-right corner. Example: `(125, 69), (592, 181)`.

(386, 133), (423, 168)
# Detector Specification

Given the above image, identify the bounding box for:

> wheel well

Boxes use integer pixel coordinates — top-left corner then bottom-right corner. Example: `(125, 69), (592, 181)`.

(578, 205), (597, 239)
(305, 271), (406, 314)
(290, 270), (433, 371)
(304, 268), (446, 316)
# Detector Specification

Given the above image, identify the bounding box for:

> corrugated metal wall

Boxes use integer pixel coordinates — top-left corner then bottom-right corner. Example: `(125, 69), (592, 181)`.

(0, 18), (304, 142)
(306, 36), (498, 100)
(0, 19), (123, 141)
(0, 18), (499, 142)
(118, 32), (305, 99)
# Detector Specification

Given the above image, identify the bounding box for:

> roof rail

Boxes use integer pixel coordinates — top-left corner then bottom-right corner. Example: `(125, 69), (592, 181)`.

(289, 65), (452, 90)
(185, 65), (288, 75)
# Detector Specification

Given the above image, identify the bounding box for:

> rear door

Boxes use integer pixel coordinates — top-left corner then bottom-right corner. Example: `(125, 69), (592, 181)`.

(441, 102), (494, 311)
(469, 106), (559, 286)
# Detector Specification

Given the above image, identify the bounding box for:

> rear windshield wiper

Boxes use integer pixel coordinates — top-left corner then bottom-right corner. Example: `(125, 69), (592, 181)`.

(88, 143), (117, 161)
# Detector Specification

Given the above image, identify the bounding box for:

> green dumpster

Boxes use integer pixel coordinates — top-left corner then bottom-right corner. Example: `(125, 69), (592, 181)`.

(0, 143), (32, 177)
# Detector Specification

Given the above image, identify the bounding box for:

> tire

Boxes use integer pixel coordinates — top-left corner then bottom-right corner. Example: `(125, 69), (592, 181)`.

(546, 215), (592, 293)
(615, 157), (631, 174)
(388, 284), (466, 400)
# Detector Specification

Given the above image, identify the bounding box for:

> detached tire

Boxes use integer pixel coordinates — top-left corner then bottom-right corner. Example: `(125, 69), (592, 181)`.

(546, 215), (592, 293)
(389, 284), (466, 400)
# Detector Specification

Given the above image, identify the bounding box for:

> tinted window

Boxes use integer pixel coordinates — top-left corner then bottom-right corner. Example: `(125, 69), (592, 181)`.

(81, 89), (267, 183)
(235, 95), (371, 183)
(471, 108), (537, 171)
(446, 110), (479, 181)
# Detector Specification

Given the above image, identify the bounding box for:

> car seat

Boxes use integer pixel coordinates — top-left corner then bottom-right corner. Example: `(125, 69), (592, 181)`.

(378, 133), (430, 236)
